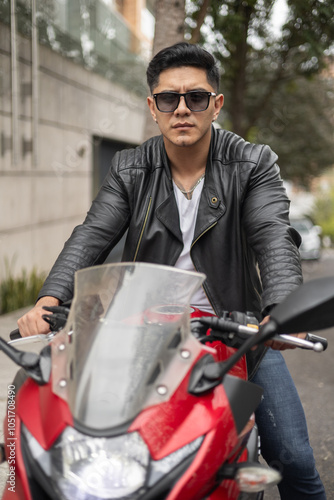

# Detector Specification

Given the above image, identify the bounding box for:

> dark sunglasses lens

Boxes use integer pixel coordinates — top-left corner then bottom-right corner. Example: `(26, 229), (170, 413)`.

(186, 92), (209, 111)
(156, 93), (179, 112)
(155, 92), (211, 112)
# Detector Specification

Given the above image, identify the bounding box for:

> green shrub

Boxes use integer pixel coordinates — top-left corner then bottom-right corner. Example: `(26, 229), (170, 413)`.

(0, 259), (46, 315)
(311, 188), (334, 243)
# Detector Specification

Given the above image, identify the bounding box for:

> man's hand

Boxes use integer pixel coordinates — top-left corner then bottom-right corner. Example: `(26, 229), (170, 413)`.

(17, 296), (60, 337)
(260, 315), (307, 350)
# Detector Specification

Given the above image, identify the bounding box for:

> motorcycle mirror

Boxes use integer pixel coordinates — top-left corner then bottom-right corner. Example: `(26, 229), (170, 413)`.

(270, 276), (334, 334)
(0, 338), (51, 385)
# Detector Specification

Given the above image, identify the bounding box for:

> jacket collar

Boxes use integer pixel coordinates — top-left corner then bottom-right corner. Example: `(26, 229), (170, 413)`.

(156, 127), (226, 243)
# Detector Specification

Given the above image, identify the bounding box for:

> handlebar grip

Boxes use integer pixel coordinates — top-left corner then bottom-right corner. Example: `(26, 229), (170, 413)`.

(305, 333), (328, 351)
(9, 329), (22, 341)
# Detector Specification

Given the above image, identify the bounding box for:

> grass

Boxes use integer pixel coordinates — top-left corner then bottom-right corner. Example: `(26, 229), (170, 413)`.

(0, 258), (46, 315)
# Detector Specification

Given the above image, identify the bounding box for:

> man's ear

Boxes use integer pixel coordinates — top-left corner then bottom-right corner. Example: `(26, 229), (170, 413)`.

(147, 96), (157, 122)
(213, 93), (224, 121)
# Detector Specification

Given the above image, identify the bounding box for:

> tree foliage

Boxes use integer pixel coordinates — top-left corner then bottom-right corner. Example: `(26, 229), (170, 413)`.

(186, 0), (334, 185)
(255, 74), (334, 186)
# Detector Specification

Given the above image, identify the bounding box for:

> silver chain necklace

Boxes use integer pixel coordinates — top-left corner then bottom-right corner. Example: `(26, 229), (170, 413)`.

(174, 174), (205, 198)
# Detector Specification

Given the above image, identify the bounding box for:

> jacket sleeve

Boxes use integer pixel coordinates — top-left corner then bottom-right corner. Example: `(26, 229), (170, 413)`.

(241, 145), (303, 313)
(38, 153), (131, 303)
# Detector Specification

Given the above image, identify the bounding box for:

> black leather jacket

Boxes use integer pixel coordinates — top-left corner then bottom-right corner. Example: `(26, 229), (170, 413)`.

(40, 126), (302, 309)
(39, 127), (302, 373)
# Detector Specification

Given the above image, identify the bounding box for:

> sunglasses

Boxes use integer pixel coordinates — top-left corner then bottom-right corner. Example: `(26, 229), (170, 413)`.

(153, 91), (217, 113)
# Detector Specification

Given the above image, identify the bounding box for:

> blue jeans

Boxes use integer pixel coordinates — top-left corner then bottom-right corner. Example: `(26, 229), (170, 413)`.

(251, 348), (326, 499)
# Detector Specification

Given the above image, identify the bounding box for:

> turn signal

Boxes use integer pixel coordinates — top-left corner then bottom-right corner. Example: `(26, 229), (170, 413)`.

(236, 464), (281, 493)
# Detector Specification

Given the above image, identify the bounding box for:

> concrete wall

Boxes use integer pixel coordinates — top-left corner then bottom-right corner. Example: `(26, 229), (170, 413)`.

(0, 23), (146, 280)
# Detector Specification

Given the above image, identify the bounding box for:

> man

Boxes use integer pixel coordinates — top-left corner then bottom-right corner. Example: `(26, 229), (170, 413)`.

(18, 42), (325, 499)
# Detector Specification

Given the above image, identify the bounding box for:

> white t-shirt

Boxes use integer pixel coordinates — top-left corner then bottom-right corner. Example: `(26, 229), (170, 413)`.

(173, 178), (215, 314)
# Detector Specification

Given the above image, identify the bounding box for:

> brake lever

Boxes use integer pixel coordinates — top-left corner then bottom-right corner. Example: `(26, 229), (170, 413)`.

(8, 331), (56, 345)
(193, 316), (328, 352)
(273, 333), (327, 352)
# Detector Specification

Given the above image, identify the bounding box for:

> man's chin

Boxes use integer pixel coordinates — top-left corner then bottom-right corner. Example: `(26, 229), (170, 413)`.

(175, 139), (194, 147)
(163, 134), (194, 148)
(173, 133), (198, 147)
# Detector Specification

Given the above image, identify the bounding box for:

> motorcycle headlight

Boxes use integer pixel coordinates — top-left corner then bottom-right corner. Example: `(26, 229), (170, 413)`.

(22, 424), (204, 500)
(52, 427), (150, 499)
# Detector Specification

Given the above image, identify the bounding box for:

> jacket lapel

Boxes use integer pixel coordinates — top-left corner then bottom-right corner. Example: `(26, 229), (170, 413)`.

(155, 191), (183, 243)
(193, 134), (226, 244)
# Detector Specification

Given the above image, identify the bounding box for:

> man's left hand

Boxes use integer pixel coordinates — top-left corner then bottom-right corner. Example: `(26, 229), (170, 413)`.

(260, 315), (307, 351)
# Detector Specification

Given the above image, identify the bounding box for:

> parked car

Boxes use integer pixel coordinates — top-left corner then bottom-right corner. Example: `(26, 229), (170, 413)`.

(290, 218), (322, 260)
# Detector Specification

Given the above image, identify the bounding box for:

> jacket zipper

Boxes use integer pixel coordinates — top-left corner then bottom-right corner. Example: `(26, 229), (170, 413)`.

(190, 222), (218, 249)
(133, 197), (152, 262)
(190, 221), (218, 315)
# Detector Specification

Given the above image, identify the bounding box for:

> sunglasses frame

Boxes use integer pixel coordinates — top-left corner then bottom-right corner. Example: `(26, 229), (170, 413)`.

(153, 91), (217, 113)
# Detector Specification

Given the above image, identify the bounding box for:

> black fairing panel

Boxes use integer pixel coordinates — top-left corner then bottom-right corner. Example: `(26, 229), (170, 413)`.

(223, 375), (263, 434)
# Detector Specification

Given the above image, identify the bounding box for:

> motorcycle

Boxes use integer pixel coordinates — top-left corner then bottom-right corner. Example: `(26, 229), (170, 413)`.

(0, 262), (332, 500)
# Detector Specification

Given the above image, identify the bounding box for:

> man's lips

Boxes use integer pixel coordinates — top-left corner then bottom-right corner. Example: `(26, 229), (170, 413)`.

(173, 123), (194, 129)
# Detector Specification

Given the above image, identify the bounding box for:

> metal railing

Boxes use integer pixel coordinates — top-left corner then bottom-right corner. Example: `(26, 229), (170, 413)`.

(0, 0), (149, 97)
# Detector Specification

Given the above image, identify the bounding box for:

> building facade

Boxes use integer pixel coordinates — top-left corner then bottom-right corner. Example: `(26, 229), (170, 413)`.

(0, 0), (155, 280)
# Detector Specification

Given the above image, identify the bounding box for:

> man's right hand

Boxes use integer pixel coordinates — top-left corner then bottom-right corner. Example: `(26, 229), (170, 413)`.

(17, 296), (61, 337)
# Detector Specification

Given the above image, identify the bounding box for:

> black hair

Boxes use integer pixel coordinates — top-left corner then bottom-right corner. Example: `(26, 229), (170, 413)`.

(146, 42), (220, 93)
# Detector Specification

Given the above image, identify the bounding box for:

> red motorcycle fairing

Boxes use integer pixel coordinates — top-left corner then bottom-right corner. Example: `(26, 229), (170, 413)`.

(128, 349), (239, 460)
(2, 376), (74, 500)
(190, 307), (248, 381)
(164, 429), (243, 500)
(16, 377), (73, 450)
(127, 348), (250, 500)
(4, 346), (249, 500)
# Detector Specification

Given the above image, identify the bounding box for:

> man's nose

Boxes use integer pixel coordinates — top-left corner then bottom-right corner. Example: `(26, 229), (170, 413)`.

(174, 95), (190, 114)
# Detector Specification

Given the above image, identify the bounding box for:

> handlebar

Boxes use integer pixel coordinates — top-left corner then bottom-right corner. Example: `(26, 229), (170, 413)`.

(195, 316), (328, 352)
(271, 333), (327, 351)
(9, 310), (328, 352)
(8, 330), (57, 345)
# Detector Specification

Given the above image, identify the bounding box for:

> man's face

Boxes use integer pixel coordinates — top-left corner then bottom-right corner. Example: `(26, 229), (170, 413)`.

(147, 66), (224, 149)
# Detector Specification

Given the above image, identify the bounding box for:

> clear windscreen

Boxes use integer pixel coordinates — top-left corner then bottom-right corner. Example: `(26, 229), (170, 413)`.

(51, 263), (205, 430)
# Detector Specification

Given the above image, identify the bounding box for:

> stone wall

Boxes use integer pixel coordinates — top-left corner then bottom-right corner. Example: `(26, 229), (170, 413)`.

(0, 23), (146, 280)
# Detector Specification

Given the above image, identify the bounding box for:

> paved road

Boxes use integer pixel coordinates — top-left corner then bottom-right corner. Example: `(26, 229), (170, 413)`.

(265, 249), (334, 499)
(0, 250), (334, 498)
